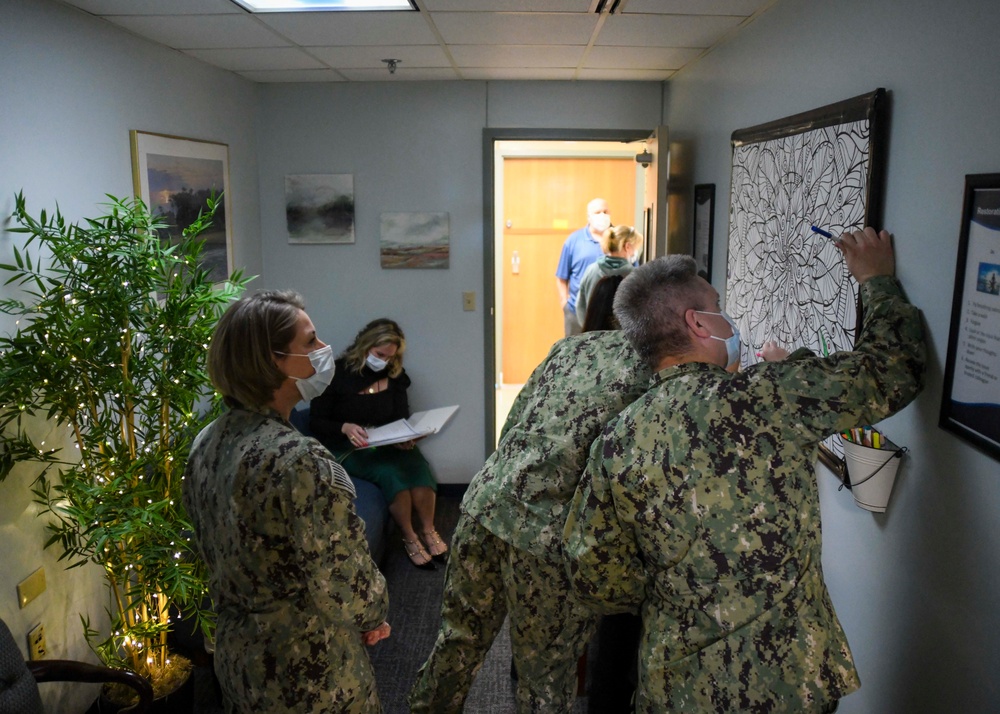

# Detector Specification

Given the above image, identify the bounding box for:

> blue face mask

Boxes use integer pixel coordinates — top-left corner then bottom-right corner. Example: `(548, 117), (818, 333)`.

(695, 310), (741, 368)
(366, 352), (388, 372)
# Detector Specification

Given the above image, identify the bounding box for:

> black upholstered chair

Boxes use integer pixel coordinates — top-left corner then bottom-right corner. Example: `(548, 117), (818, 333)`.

(0, 618), (152, 714)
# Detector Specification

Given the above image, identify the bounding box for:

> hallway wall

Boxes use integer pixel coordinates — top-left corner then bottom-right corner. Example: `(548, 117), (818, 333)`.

(663, 0), (1000, 710)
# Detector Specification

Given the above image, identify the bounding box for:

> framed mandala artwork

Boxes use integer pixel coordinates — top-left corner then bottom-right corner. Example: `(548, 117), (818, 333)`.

(726, 88), (888, 478)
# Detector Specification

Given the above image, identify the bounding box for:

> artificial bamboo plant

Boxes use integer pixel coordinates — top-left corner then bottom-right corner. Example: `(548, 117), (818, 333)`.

(0, 192), (250, 691)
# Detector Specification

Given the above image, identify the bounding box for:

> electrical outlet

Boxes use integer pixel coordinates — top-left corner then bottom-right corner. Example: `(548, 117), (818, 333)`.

(462, 291), (476, 311)
(17, 567), (46, 608)
(27, 623), (46, 660)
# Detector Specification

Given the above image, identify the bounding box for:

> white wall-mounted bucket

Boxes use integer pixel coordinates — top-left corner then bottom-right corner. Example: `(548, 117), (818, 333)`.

(841, 434), (904, 513)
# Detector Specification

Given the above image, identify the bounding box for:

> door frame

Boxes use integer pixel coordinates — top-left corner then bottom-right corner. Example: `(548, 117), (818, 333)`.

(481, 127), (651, 457)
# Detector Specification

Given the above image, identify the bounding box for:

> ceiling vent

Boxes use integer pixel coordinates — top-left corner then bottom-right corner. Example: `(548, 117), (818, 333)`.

(594, 0), (622, 14)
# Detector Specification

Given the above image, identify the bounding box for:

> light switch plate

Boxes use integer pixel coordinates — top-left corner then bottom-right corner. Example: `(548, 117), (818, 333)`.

(17, 567), (46, 608)
(462, 292), (476, 311)
(27, 623), (46, 660)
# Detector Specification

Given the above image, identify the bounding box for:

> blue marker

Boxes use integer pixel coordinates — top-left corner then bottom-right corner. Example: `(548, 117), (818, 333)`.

(810, 225), (836, 240)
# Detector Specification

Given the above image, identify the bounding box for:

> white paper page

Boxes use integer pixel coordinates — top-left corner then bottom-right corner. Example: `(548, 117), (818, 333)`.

(408, 405), (459, 434)
(365, 419), (423, 446)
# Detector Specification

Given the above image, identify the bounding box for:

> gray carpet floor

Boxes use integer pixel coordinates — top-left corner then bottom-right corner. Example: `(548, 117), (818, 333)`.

(190, 494), (592, 713)
(366, 494), (589, 713)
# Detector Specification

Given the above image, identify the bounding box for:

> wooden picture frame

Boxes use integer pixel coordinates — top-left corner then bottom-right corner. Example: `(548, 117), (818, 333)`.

(726, 88), (889, 479)
(130, 130), (232, 283)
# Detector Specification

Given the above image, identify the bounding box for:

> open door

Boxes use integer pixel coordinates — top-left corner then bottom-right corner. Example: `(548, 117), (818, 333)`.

(641, 125), (671, 261)
(483, 129), (655, 455)
(500, 156), (637, 385)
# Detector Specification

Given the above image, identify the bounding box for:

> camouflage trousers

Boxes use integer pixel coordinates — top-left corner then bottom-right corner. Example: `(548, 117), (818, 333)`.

(408, 514), (598, 713)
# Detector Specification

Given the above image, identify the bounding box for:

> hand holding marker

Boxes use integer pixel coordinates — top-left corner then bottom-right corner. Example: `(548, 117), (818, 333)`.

(810, 225), (839, 241)
(751, 228), (836, 362)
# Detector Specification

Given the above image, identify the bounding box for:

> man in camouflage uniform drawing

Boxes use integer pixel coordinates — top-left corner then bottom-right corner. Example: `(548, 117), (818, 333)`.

(409, 330), (652, 712)
(564, 228), (925, 713)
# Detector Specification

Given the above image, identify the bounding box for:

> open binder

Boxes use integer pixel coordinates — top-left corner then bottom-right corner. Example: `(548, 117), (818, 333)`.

(364, 405), (460, 447)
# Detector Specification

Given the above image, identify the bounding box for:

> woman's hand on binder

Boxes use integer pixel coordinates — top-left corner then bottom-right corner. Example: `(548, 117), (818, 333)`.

(343, 422), (369, 447)
(394, 439), (417, 450)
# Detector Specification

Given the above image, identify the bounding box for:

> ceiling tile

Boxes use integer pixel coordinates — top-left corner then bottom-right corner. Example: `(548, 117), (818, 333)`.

(576, 68), (676, 81)
(183, 47), (325, 70)
(259, 11), (437, 46)
(623, 0), (771, 16)
(459, 67), (577, 81)
(596, 13), (743, 48)
(106, 14), (289, 49)
(57, 0), (242, 15)
(432, 12), (598, 45)
(422, 0), (588, 10)
(338, 67), (462, 81)
(52, 0), (766, 82)
(236, 68), (347, 82)
(450, 45), (584, 69)
(584, 45), (702, 70)
(308, 45), (450, 68)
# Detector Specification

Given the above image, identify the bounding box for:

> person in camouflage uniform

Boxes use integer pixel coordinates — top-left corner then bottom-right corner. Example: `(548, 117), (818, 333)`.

(184, 291), (390, 714)
(564, 228), (926, 713)
(409, 330), (652, 712)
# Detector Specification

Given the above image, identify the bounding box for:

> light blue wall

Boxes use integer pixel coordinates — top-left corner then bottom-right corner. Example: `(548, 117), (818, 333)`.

(0, 1), (260, 710)
(664, 0), (1000, 711)
(9, 0), (993, 710)
(256, 80), (663, 483)
(0, 1), (263, 288)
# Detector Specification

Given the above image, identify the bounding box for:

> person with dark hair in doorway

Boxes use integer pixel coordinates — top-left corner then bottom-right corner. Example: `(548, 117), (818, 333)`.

(581, 274), (625, 333)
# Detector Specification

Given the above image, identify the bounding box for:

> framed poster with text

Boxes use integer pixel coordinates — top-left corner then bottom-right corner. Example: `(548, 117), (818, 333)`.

(940, 173), (1000, 462)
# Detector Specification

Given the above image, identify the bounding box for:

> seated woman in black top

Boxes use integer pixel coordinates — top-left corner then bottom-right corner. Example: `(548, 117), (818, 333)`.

(310, 318), (446, 570)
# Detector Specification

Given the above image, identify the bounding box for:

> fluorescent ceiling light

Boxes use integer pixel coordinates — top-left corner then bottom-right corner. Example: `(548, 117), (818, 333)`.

(231, 0), (415, 11)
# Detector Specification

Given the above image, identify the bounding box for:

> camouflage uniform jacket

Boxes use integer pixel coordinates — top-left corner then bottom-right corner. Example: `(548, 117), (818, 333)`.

(184, 405), (388, 713)
(462, 330), (651, 560)
(564, 276), (925, 712)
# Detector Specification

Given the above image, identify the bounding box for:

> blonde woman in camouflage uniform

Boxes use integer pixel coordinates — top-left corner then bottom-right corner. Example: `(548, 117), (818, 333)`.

(409, 330), (652, 712)
(184, 291), (390, 713)
(564, 228), (925, 713)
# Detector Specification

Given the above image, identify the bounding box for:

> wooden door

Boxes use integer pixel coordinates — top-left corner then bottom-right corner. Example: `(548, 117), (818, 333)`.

(501, 157), (636, 383)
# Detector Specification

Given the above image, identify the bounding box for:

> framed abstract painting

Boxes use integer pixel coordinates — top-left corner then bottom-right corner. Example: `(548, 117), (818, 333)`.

(725, 88), (889, 477)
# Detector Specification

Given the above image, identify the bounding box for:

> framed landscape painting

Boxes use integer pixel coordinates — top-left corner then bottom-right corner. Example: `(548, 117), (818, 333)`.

(285, 174), (355, 244)
(380, 212), (450, 269)
(130, 130), (232, 283)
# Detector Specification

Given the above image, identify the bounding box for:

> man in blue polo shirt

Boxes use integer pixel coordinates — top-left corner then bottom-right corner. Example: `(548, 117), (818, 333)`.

(556, 197), (611, 336)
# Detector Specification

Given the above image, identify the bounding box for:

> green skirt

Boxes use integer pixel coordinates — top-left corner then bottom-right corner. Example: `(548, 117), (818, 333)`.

(334, 444), (437, 503)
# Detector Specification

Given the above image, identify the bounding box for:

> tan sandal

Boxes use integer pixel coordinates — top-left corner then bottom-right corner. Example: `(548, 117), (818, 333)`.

(420, 529), (449, 562)
(402, 538), (436, 570)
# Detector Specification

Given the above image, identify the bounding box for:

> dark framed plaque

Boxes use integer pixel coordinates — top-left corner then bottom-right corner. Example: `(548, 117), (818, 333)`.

(693, 183), (715, 282)
(940, 173), (1000, 462)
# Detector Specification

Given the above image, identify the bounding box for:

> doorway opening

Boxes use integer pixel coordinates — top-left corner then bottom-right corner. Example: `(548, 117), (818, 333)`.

(483, 129), (652, 451)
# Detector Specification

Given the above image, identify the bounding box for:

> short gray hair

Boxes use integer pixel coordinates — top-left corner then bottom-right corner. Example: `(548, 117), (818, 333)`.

(208, 290), (305, 409)
(613, 255), (705, 368)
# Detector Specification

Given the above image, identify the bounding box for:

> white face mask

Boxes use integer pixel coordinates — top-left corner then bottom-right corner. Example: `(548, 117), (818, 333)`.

(589, 212), (612, 234)
(276, 344), (335, 401)
(366, 352), (388, 372)
(695, 310), (742, 368)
